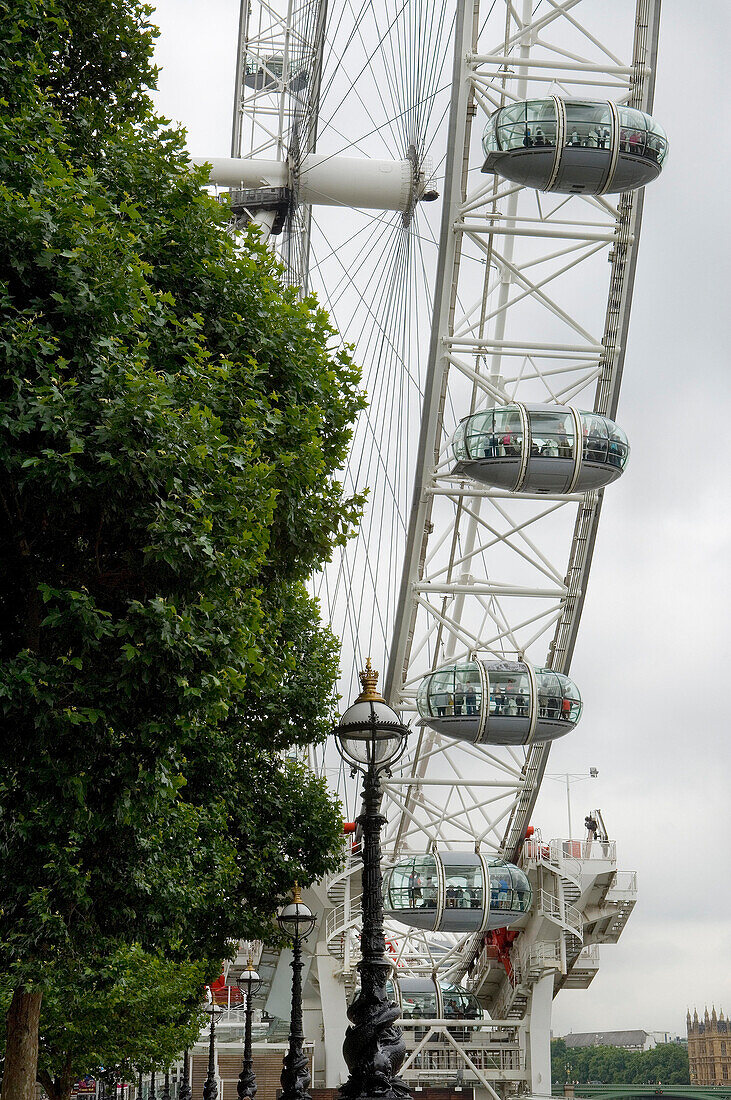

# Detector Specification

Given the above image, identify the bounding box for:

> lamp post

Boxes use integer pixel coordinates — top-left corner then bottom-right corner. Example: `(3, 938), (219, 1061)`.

(334, 660), (410, 1100)
(546, 768), (598, 840)
(203, 997), (224, 1100)
(237, 957), (262, 1100)
(178, 1052), (192, 1100)
(277, 886), (317, 1100)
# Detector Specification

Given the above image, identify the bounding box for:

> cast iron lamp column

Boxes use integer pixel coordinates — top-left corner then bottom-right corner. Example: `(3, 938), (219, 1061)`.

(178, 1052), (192, 1100)
(203, 996), (223, 1100)
(277, 886), (317, 1100)
(334, 660), (410, 1100)
(237, 957), (262, 1100)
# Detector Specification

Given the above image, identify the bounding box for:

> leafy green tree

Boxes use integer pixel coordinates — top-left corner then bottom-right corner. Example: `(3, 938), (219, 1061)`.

(551, 1041), (690, 1086)
(2, 947), (213, 1100)
(0, 1), (364, 1096)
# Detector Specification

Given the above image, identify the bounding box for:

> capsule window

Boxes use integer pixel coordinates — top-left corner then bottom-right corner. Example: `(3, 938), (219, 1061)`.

(529, 408), (575, 459)
(646, 117), (669, 164)
(488, 669), (531, 718)
(496, 100), (557, 151)
(535, 670), (563, 720)
(483, 114), (498, 153)
(561, 675), (582, 723)
(564, 101), (612, 150)
(402, 990), (438, 1021)
(617, 106), (654, 159)
(511, 866), (532, 908)
(487, 859), (532, 913)
(493, 407), (523, 457)
(454, 665), (482, 717)
(420, 663), (481, 718)
(444, 862), (484, 911)
(535, 668), (582, 724)
(452, 420), (469, 461)
(462, 409), (494, 460)
(426, 667), (458, 717)
(608, 423), (629, 469)
(581, 414), (609, 463)
(488, 865), (515, 909)
(386, 855), (438, 911)
(441, 983), (481, 1020)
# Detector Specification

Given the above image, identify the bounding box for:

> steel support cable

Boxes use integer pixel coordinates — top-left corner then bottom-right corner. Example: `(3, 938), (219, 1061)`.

(320, 237), (419, 673)
(312, 222), (414, 661)
(349, 238), (414, 658)
(318, 1), (412, 152)
(386, 0), (476, 852)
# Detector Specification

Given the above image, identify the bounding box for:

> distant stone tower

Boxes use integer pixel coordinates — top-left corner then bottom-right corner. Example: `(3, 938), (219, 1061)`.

(687, 1006), (730, 1084)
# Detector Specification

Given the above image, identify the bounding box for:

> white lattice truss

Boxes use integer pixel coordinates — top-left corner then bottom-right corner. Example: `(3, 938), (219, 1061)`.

(382, 0), (660, 883)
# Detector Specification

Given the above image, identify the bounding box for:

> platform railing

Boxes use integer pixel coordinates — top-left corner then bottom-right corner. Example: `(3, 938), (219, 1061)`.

(607, 870), (637, 896)
(400, 1020), (525, 1085)
(523, 837), (616, 870)
(538, 889), (583, 937)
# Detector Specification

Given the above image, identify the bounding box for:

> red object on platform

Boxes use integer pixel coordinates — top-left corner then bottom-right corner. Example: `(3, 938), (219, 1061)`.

(206, 974), (244, 1006)
(343, 821), (356, 833)
(484, 928), (519, 977)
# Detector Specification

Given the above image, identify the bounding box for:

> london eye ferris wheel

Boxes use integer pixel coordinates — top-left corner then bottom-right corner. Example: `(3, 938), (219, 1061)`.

(192, 1), (668, 1093)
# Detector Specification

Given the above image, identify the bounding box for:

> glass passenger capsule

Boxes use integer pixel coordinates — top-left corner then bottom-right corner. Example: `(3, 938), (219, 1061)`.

(416, 659), (582, 746)
(451, 404), (629, 494)
(383, 851), (532, 933)
(386, 976), (483, 1026)
(481, 98), (668, 194)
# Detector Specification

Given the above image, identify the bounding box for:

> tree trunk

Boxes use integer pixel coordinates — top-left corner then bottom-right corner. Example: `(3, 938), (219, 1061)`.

(2, 987), (43, 1100)
(38, 1055), (74, 1100)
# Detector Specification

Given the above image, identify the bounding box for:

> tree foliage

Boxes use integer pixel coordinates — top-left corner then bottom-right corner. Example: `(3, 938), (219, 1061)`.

(551, 1039), (690, 1085)
(0, 0), (364, 998)
(1, 947), (213, 1100)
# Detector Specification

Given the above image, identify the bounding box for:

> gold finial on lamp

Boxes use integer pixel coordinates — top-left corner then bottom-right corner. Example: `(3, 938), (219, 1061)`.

(356, 658), (384, 702)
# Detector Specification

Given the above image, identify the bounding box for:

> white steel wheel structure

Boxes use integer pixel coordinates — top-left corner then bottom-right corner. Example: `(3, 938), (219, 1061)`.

(205, 1), (664, 1096)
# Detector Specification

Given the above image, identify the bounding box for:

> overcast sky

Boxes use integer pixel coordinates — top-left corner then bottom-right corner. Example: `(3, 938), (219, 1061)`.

(149, 0), (731, 1039)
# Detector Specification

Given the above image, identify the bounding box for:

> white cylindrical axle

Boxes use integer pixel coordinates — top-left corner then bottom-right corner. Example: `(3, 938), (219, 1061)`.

(298, 154), (413, 211)
(192, 153), (415, 213)
(193, 157), (287, 189)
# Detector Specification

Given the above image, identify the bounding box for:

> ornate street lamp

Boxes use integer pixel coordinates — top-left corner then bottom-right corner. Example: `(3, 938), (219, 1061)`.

(334, 660), (410, 1100)
(277, 886), (317, 1100)
(203, 996), (224, 1100)
(178, 1051), (192, 1100)
(237, 957), (262, 1100)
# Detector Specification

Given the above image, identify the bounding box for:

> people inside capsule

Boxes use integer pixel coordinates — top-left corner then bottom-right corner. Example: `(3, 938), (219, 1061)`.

(394, 977), (482, 1030)
(451, 404), (629, 494)
(383, 851), (531, 932)
(481, 98), (667, 193)
(415, 659), (582, 746)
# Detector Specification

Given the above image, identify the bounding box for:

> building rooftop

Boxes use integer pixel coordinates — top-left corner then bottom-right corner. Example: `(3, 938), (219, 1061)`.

(564, 1031), (651, 1049)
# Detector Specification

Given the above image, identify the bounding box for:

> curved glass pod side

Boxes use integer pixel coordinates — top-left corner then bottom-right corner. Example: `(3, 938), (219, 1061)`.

(481, 97), (667, 194)
(398, 978), (439, 1024)
(415, 659), (582, 745)
(383, 851), (532, 932)
(452, 404), (629, 494)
